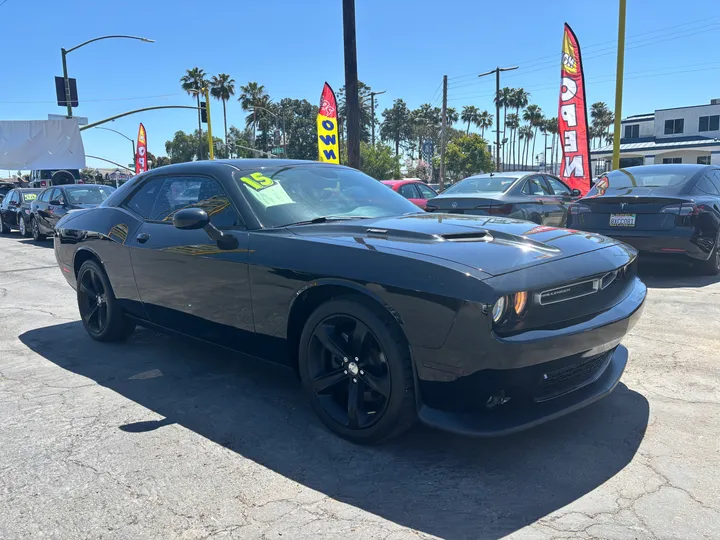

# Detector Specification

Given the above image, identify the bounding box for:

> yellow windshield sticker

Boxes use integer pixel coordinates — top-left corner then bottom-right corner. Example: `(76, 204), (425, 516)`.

(241, 172), (275, 190)
(23, 193), (37, 201)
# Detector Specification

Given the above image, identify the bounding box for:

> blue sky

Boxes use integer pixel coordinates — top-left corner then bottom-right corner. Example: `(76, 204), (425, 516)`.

(1, 0), (719, 172)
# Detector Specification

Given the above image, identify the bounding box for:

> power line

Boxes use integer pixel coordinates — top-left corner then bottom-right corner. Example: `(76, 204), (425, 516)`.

(0, 0), (11, 7)
(447, 15), (720, 84)
(0, 92), (185, 105)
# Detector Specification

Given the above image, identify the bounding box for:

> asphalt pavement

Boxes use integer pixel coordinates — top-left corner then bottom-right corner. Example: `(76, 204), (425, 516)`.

(1, 233), (719, 540)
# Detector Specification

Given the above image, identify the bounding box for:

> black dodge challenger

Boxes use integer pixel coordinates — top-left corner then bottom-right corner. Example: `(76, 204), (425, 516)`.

(53, 160), (646, 443)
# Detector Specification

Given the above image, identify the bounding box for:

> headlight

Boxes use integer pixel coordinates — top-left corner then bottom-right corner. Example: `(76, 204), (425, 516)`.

(513, 291), (528, 315)
(491, 297), (507, 324)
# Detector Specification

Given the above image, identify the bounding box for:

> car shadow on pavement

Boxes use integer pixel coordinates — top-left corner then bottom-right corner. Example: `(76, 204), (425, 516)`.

(638, 260), (720, 289)
(20, 322), (649, 540)
(17, 238), (53, 248)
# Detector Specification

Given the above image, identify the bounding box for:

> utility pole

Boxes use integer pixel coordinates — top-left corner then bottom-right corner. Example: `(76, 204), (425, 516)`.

(478, 65), (519, 172)
(439, 75), (448, 191)
(612, 0), (627, 170)
(343, 0), (360, 169)
(368, 90), (386, 146)
(543, 132), (550, 172)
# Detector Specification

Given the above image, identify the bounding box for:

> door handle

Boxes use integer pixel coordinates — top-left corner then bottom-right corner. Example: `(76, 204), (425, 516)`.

(136, 233), (150, 244)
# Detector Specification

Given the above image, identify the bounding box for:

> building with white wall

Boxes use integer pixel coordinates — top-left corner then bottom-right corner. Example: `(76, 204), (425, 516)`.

(591, 99), (720, 173)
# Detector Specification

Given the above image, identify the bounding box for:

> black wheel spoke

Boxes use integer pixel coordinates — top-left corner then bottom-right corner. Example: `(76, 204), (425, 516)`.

(361, 371), (390, 398)
(347, 380), (360, 429)
(316, 323), (349, 360)
(78, 282), (93, 297)
(84, 303), (99, 324)
(91, 271), (103, 295)
(97, 305), (106, 330)
(311, 368), (347, 394)
(349, 321), (369, 358)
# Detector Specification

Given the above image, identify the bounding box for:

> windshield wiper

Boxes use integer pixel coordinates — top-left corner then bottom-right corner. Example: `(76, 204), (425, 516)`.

(284, 216), (356, 226)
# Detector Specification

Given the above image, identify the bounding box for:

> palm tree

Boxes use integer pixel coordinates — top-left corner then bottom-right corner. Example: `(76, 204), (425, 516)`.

(461, 105), (480, 134)
(180, 67), (207, 158)
(510, 88), (529, 166)
(505, 114), (520, 169)
(494, 87), (513, 164)
(477, 110), (493, 139)
(523, 104), (544, 170)
(591, 102), (614, 147)
(519, 125), (534, 170)
(446, 107), (459, 126)
(545, 117), (559, 172)
(238, 82), (269, 143)
(209, 74), (236, 146)
(381, 99), (412, 156)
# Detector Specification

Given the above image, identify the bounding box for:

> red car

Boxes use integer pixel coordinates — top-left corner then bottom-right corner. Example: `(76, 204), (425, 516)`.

(381, 179), (438, 209)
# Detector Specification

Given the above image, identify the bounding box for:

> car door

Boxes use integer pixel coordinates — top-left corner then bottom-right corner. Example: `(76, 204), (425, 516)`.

(544, 176), (577, 227)
(47, 187), (69, 229)
(521, 176), (556, 224)
(127, 174), (254, 347)
(34, 189), (54, 232)
(398, 183), (425, 208)
(0, 190), (16, 227)
(415, 183), (438, 210)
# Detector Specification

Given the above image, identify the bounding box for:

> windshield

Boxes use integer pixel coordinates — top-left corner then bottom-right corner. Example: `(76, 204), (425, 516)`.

(65, 185), (115, 204)
(234, 164), (420, 227)
(442, 176), (517, 195)
(591, 166), (699, 193)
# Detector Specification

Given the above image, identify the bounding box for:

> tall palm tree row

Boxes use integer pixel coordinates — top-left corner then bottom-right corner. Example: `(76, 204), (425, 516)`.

(180, 67), (208, 157)
(518, 125), (534, 169)
(523, 104), (544, 170)
(209, 74), (236, 146)
(494, 87), (513, 165)
(505, 114), (519, 168)
(511, 88), (530, 167)
(461, 105), (480, 135)
(238, 82), (270, 143)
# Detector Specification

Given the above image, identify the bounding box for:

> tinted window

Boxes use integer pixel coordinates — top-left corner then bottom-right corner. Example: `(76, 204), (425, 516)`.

(664, 119), (684, 135)
(124, 177), (164, 219)
(150, 176), (239, 228)
(546, 177), (570, 195)
(662, 158), (682, 164)
(65, 185), (115, 204)
(9, 191), (20, 205)
(39, 189), (52, 202)
(694, 177), (719, 195)
(234, 165), (419, 228)
(699, 115), (720, 132)
(589, 166), (698, 193)
(416, 183), (437, 199)
(1, 191), (15, 208)
(697, 156), (711, 165)
(523, 177), (552, 196)
(442, 176), (517, 195)
(711, 171), (720, 194)
(624, 125), (639, 139)
(399, 184), (419, 199)
(50, 189), (65, 204)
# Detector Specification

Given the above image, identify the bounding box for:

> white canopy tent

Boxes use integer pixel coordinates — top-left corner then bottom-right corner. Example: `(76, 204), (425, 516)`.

(0, 120), (86, 170)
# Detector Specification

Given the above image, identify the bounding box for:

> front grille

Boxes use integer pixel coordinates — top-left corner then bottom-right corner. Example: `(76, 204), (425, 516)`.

(538, 279), (598, 305)
(534, 351), (612, 403)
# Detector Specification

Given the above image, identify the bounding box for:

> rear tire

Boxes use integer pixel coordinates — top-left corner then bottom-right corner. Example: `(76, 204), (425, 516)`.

(696, 237), (720, 276)
(31, 217), (45, 241)
(18, 215), (28, 237)
(77, 260), (136, 342)
(298, 295), (416, 444)
(0, 219), (10, 234)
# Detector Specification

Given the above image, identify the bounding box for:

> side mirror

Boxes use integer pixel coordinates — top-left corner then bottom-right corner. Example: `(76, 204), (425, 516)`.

(172, 207), (239, 251)
(49, 199), (62, 206)
(173, 207), (210, 230)
(571, 189), (582, 197)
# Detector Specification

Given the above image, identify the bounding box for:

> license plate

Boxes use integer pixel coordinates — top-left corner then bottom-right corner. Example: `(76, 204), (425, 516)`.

(609, 213), (636, 227)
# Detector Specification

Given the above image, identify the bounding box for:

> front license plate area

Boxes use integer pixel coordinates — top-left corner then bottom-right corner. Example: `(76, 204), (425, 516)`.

(609, 213), (636, 227)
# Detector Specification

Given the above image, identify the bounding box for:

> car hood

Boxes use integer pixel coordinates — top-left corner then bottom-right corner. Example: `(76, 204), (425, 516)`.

(288, 214), (623, 276)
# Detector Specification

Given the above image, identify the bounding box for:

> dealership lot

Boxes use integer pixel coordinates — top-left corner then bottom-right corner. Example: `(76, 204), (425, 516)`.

(1, 234), (719, 540)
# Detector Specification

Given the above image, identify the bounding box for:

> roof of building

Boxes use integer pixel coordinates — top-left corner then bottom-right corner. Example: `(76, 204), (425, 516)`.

(592, 135), (720, 156)
(621, 114), (655, 124)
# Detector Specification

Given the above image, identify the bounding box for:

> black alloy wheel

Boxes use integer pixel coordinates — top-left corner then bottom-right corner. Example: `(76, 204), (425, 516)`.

(31, 218), (45, 241)
(299, 297), (416, 443)
(77, 260), (135, 342)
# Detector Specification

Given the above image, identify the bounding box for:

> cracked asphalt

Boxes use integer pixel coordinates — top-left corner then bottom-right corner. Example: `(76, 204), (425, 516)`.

(1, 234), (719, 540)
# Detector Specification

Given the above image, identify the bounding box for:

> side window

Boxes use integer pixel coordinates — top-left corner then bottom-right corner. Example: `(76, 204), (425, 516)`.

(39, 189), (52, 202)
(546, 177), (571, 195)
(523, 177), (552, 196)
(55, 189), (66, 205)
(49, 189), (61, 204)
(399, 184), (420, 199)
(8, 191), (19, 205)
(149, 176), (240, 228)
(124, 177), (164, 219)
(710, 171), (720, 194)
(416, 184), (437, 199)
(1, 191), (13, 209)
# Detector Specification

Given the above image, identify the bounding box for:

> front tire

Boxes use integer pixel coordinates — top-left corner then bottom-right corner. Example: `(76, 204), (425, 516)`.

(298, 296), (416, 444)
(77, 260), (136, 342)
(0, 219), (9, 234)
(31, 217), (45, 241)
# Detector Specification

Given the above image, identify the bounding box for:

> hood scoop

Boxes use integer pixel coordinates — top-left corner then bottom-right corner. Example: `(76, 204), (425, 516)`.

(441, 230), (493, 242)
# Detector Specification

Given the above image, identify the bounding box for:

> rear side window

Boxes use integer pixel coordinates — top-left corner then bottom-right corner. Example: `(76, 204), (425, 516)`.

(695, 176), (720, 195)
(149, 176), (239, 228)
(124, 178), (164, 218)
(399, 184), (419, 199)
(523, 177), (552, 195)
(416, 183), (437, 199)
(546, 177), (571, 195)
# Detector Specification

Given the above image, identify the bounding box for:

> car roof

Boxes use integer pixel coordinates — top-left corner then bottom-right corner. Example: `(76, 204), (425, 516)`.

(608, 164), (715, 175)
(462, 171), (531, 180)
(381, 179), (420, 186)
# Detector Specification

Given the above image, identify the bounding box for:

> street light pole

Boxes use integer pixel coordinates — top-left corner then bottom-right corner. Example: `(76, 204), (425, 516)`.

(249, 105), (287, 158)
(95, 126), (136, 166)
(478, 65), (518, 171)
(342, 0), (360, 169)
(368, 90), (386, 146)
(60, 35), (154, 119)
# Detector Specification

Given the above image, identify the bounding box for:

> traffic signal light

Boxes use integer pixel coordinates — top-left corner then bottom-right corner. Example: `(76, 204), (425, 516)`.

(200, 101), (207, 124)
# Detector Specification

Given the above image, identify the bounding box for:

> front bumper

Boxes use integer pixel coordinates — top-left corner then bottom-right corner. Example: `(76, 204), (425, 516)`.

(418, 345), (627, 437)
